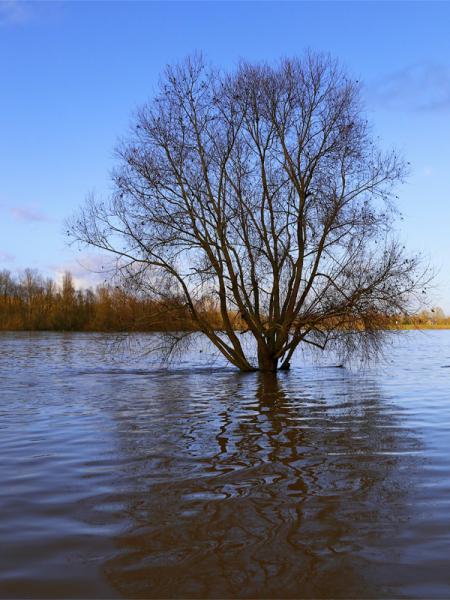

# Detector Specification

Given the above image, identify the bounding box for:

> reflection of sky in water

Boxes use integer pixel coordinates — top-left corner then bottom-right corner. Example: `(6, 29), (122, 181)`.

(1, 331), (450, 598)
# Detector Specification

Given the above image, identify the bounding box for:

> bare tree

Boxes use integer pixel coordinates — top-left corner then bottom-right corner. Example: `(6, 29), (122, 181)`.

(69, 53), (427, 371)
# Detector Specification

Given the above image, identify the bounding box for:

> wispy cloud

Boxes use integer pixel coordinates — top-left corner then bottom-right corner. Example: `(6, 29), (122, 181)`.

(49, 253), (115, 289)
(0, 250), (15, 263)
(9, 204), (54, 223)
(370, 62), (450, 112)
(0, 0), (30, 26)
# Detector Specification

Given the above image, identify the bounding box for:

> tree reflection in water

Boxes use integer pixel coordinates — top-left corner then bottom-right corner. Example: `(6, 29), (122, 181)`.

(101, 368), (421, 599)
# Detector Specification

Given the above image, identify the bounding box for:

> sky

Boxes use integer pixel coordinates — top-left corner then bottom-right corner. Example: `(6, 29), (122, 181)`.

(1, 0), (450, 309)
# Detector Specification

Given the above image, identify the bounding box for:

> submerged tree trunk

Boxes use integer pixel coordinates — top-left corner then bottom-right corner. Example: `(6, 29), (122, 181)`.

(257, 344), (279, 372)
(278, 361), (291, 371)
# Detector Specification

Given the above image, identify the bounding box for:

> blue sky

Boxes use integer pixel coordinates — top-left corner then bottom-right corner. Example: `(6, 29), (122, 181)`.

(1, 1), (450, 309)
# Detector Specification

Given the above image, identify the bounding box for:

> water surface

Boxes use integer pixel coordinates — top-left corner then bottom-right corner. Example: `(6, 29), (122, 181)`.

(1, 331), (450, 598)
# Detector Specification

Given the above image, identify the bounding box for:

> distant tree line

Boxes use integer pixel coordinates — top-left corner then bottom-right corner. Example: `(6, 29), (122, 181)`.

(399, 307), (450, 329)
(0, 268), (448, 332)
(0, 268), (222, 332)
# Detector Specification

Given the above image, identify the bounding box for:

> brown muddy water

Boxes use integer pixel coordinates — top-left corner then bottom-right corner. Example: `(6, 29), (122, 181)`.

(1, 331), (450, 599)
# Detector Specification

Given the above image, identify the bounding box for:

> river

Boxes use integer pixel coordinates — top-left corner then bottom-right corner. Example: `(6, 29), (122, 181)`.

(1, 331), (450, 598)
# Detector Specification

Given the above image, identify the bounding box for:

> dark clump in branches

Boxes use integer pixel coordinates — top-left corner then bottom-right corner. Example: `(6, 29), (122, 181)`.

(70, 52), (428, 371)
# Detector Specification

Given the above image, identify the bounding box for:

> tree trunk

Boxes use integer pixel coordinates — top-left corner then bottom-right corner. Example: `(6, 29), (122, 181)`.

(257, 344), (279, 372)
(279, 360), (291, 371)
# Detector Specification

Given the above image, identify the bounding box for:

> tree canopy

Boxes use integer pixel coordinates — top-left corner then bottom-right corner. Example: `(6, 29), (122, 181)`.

(70, 53), (427, 371)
